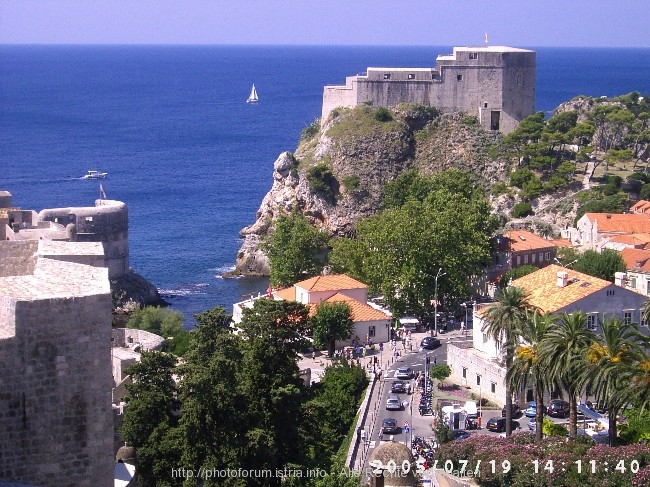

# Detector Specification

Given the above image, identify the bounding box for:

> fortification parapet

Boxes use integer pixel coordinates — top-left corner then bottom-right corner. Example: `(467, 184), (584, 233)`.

(38, 199), (129, 278)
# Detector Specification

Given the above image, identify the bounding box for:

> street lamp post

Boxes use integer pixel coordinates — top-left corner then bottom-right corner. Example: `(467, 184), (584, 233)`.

(463, 301), (474, 340)
(434, 268), (446, 337)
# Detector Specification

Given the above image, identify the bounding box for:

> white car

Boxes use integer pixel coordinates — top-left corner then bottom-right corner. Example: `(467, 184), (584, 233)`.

(396, 367), (413, 380)
(386, 395), (402, 411)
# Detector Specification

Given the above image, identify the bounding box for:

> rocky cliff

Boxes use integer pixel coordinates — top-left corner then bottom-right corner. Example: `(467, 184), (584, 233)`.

(232, 95), (649, 276)
(232, 105), (516, 277)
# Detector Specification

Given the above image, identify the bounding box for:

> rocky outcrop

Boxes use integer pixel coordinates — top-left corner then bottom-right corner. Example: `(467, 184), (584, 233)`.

(232, 106), (512, 277)
(111, 269), (167, 310)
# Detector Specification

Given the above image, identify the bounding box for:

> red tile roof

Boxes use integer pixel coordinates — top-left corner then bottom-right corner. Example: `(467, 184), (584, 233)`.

(585, 213), (650, 234)
(500, 230), (557, 252)
(321, 293), (391, 322)
(294, 274), (368, 292)
(510, 264), (611, 313)
(620, 248), (650, 272)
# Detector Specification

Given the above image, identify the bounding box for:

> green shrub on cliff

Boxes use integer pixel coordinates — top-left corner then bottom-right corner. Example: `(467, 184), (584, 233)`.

(306, 162), (337, 200)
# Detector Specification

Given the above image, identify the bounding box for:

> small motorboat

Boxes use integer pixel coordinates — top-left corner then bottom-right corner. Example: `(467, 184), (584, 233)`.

(82, 170), (108, 179)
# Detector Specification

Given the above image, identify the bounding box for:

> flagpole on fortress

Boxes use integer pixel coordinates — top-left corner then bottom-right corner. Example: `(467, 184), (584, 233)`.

(99, 182), (107, 200)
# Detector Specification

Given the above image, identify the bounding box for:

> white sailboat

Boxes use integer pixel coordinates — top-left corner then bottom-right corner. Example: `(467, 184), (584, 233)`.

(246, 84), (258, 103)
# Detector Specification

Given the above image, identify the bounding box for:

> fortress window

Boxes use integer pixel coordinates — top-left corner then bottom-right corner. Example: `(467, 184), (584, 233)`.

(484, 102), (488, 108)
(383, 73), (391, 80)
(469, 52), (478, 60)
(456, 74), (463, 81)
(407, 73), (415, 80)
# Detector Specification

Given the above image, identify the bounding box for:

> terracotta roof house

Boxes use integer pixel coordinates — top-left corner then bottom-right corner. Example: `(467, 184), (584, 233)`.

(619, 247), (650, 297)
(630, 200), (650, 214)
(482, 229), (574, 296)
(232, 274), (391, 347)
(447, 264), (648, 407)
(573, 212), (650, 251)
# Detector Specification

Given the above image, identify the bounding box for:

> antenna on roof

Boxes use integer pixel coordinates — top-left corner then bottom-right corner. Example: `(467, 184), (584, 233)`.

(484, 33), (489, 45)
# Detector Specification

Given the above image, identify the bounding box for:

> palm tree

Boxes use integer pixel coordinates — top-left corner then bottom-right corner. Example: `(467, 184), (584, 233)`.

(507, 310), (556, 442)
(482, 286), (537, 436)
(585, 317), (646, 446)
(542, 311), (596, 438)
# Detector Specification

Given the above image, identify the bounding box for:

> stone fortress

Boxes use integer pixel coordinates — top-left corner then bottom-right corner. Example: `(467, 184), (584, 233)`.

(322, 45), (536, 134)
(0, 191), (160, 487)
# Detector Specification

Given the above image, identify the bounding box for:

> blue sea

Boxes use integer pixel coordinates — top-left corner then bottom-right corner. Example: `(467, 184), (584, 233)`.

(2, 45), (649, 324)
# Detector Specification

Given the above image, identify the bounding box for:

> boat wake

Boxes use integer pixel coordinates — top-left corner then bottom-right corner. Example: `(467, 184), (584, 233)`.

(158, 283), (209, 299)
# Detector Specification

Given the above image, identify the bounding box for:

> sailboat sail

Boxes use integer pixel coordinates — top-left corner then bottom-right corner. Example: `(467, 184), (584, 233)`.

(246, 84), (258, 103)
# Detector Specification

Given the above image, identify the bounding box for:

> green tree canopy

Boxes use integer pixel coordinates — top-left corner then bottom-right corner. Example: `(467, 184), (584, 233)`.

(263, 211), (330, 288)
(330, 169), (497, 318)
(573, 248), (626, 282)
(309, 301), (354, 357)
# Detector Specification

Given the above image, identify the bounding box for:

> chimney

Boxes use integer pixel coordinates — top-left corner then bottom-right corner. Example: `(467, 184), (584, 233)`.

(614, 272), (627, 287)
(557, 271), (568, 288)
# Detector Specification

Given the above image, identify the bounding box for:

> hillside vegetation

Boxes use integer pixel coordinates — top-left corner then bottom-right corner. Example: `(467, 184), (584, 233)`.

(234, 93), (650, 276)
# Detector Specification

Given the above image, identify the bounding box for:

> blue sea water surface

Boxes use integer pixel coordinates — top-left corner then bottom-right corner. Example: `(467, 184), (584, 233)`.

(1, 45), (649, 323)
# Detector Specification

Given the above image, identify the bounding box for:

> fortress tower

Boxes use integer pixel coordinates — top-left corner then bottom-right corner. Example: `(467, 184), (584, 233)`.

(322, 45), (536, 134)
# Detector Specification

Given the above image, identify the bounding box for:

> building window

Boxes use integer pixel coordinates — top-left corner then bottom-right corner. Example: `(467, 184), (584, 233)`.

(539, 252), (544, 262)
(482, 333), (488, 344)
(469, 52), (478, 60)
(545, 252), (551, 261)
(457, 74), (463, 81)
(624, 311), (633, 325)
(368, 326), (376, 338)
(484, 102), (488, 108)
(491, 382), (497, 394)
(476, 375), (481, 386)
(526, 389), (534, 402)
(524, 254), (529, 264)
(531, 254), (536, 264)
(383, 73), (391, 80)
(607, 289), (616, 296)
(462, 367), (467, 379)
(646, 280), (650, 296)
(587, 313), (598, 331)
(516, 256), (521, 266)
(628, 276), (637, 289)
(408, 73), (415, 80)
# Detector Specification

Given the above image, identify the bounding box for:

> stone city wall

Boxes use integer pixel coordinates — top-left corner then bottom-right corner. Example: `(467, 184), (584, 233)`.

(0, 293), (114, 487)
(0, 240), (38, 277)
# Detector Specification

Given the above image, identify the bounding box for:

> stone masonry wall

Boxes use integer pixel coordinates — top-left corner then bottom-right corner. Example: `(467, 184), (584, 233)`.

(0, 294), (114, 487)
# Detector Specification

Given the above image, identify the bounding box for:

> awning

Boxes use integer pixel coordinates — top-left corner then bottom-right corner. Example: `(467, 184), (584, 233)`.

(578, 404), (609, 429)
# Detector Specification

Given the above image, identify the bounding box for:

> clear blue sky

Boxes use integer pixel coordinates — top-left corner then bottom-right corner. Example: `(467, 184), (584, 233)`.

(1, 0), (648, 47)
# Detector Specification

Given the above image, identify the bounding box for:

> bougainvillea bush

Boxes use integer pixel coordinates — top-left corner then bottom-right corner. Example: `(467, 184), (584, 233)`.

(434, 432), (650, 486)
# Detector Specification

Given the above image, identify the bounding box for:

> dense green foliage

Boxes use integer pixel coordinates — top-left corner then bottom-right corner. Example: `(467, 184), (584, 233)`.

(262, 211), (330, 288)
(573, 248), (626, 282)
(512, 201), (534, 218)
(126, 306), (190, 356)
(499, 264), (538, 288)
(306, 162), (337, 201)
(330, 170), (498, 318)
(429, 364), (451, 382)
(309, 301), (354, 357)
(121, 303), (367, 486)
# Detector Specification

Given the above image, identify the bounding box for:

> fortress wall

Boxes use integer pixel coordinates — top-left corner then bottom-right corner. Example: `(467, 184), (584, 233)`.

(321, 47), (536, 134)
(0, 295), (17, 338)
(111, 327), (166, 350)
(0, 294), (114, 487)
(39, 200), (129, 279)
(0, 240), (38, 277)
(321, 76), (358, 123)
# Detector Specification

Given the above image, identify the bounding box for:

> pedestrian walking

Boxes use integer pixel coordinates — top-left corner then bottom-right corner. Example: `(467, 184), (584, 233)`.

(403, 420), (410, 433)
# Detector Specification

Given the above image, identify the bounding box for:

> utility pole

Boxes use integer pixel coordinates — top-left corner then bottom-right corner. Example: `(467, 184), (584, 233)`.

(434, 268), (446, 337)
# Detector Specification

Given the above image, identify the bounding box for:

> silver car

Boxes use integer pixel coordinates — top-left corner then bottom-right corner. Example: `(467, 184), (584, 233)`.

(386, 395), (402, 411)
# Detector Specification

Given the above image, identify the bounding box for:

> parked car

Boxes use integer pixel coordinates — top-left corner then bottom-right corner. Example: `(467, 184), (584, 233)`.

(501, 403), (521, 418)
(420, 336), (441, 350)
(524, 402), (539, 418)
(486, 417), (519, 433)
(547, 399), (570, 418)
(391, 380), (406, 393)
(396, 367), (413, 380)
(382, 418), (398, 434)
(386, 395), (402, 411)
